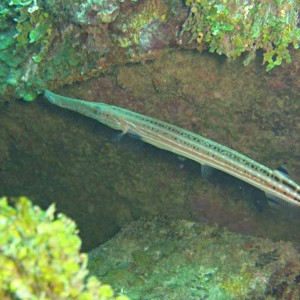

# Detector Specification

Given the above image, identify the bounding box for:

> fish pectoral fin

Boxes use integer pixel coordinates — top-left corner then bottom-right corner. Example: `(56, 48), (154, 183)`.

(201, 164), (215, 178)
(112, 132), (126, 142)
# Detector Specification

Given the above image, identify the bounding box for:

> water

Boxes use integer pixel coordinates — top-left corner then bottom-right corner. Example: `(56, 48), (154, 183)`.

(1, 33), (300, 300)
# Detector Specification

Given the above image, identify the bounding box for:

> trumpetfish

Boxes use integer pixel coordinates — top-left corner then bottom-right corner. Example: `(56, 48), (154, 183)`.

(44, 90), (300, 207)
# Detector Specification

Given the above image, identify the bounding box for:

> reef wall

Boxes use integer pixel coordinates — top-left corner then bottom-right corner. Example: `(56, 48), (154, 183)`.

(1, 50), (300, 250)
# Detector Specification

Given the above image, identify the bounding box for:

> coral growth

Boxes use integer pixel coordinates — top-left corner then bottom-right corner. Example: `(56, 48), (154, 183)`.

(0, 196), (129, 300)
(180, 0), (300, 70)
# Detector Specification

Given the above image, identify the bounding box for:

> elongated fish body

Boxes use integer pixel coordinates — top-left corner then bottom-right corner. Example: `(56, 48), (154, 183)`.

(44, 90), (300, 207)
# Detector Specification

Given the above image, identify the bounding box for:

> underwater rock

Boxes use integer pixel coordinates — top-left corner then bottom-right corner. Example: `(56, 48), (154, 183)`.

(88, 217), (300, 300)
(0, 0), (184, 102)
(3, 0), (298, 101)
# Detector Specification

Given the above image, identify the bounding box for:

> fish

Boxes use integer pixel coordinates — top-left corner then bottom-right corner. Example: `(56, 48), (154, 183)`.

(44, 89), (300, 207)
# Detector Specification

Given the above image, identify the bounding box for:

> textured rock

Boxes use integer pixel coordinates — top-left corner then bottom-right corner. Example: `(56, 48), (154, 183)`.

(88, 217), (300, 299)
